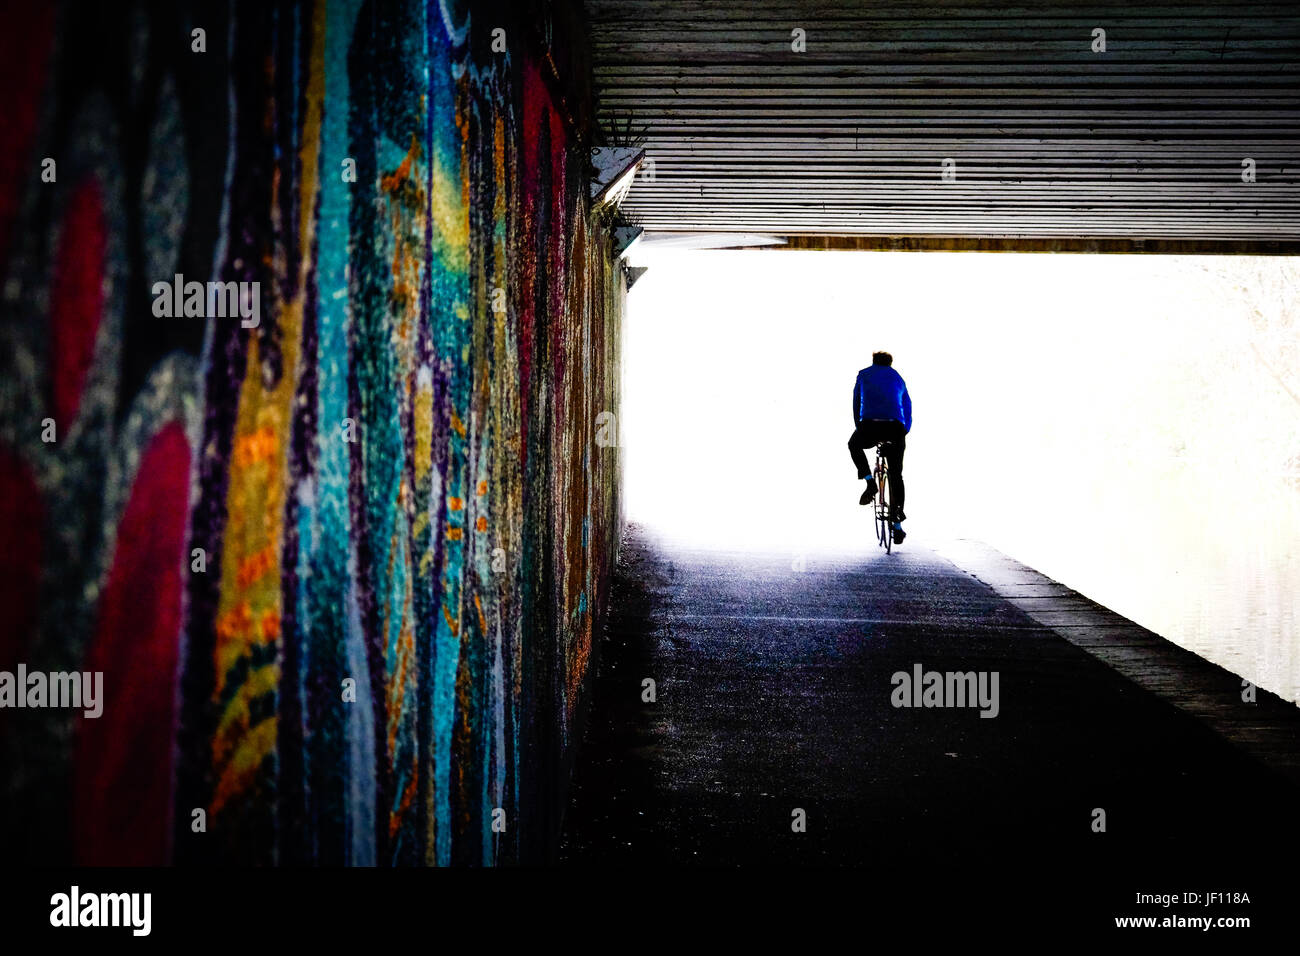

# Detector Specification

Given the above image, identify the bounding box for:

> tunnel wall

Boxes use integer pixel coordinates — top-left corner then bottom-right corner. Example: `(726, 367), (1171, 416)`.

(0, 0), (623, 865)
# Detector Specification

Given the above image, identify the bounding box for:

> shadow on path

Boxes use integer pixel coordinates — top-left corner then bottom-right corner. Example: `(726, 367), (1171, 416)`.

(561, 525), (1299, 874)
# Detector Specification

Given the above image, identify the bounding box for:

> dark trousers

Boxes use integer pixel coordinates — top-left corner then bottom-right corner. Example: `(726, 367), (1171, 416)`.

(848, 418), (906, 515)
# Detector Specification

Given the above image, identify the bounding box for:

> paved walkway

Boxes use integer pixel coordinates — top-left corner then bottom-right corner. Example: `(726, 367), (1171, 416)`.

(561, 526), (1299, 870)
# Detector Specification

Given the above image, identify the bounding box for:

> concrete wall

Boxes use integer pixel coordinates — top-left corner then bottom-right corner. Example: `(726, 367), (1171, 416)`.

(915, 255), (1300, 706)
(0, 0), (623, 865)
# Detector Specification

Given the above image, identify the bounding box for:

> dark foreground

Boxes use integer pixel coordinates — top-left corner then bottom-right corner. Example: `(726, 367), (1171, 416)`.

(562, 525), (1299, 887)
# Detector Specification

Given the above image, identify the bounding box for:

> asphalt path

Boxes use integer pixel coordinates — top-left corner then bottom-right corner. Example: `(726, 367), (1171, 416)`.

(561, 525), (1299, 879)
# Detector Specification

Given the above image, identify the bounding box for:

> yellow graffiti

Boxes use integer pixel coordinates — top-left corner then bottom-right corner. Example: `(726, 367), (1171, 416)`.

(209, 0), (326, 820)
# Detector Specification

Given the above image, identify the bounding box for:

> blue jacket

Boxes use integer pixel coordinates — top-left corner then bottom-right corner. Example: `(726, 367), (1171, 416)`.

(853, 365), (912, 433)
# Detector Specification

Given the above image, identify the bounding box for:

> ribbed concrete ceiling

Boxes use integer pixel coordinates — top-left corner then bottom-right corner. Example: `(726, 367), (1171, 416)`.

(587, 1), (1300, 245)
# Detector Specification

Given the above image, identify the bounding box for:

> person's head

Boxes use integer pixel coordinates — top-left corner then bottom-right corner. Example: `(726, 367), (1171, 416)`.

(872, 351), (893, 367)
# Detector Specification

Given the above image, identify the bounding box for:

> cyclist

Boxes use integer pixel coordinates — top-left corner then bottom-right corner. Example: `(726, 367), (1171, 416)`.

(848, 351), (912, 544)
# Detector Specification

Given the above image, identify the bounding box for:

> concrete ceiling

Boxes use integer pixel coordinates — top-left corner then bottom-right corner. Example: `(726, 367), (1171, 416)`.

(587, 0), (1300, 250)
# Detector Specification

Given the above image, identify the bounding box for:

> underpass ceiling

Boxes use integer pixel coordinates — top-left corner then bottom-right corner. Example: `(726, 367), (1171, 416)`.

(587, 0), (1300, 250)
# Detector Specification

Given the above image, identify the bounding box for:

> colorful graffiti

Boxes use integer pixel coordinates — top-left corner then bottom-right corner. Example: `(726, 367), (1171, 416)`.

(0, 0), (624, 866)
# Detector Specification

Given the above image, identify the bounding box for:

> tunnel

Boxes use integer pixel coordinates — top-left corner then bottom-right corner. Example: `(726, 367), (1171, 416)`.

(0, 0), (1297, 934)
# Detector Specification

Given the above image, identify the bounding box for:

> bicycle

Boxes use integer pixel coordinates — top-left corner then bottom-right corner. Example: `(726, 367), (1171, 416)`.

(872, 440), (894, 553)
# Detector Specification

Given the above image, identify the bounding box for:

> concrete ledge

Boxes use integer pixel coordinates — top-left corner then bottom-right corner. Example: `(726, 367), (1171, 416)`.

(934, 537), (1300, 788)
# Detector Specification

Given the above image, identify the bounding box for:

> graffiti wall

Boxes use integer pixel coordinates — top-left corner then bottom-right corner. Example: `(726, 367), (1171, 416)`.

(0, 0), (624, 866)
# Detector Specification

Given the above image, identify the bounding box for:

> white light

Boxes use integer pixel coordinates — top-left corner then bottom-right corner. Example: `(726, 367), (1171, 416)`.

(622, 248), (1300, 703)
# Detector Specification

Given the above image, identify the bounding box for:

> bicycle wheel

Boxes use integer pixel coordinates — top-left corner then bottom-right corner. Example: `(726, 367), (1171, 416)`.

(872, 458), (885, 548)
(876, 453), (891, 553)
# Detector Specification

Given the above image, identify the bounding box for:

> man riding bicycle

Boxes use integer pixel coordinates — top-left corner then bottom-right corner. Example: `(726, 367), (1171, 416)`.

(848, 351), (911, 544)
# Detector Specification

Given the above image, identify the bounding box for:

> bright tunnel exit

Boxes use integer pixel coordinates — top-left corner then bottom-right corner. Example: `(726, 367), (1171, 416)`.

(620, 248), (1300, 705)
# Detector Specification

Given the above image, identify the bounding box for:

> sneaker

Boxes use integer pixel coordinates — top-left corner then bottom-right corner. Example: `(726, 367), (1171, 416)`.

(892, 524), (907, 545)
(859, 477), (877, 506)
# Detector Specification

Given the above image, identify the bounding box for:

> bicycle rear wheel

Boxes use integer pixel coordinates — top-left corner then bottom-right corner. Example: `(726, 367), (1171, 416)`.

(875, 454), (891, 553)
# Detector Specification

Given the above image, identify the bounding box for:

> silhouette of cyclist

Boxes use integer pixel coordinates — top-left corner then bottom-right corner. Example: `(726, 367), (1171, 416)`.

(848, 351), (911, 544)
